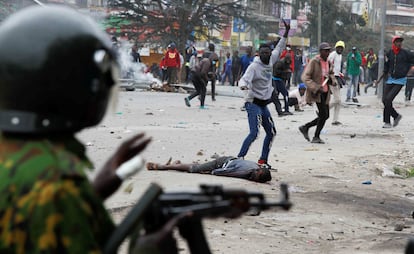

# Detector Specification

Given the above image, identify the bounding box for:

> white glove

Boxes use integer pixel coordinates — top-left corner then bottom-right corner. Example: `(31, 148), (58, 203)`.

(115, 156), (145, 180)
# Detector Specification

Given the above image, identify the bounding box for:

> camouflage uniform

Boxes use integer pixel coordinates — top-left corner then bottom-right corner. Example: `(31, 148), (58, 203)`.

(0, 136), (115, 253)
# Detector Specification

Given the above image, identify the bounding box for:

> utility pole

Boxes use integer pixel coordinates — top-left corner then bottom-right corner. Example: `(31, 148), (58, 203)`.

(317, 0), (321, 46)
(33, 0), (44, 6)
(377, 0), (386, 99)
(238, 21), (241, 49)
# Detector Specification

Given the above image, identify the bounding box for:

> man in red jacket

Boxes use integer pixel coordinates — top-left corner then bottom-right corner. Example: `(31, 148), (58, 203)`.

(164, 43), (181, 85)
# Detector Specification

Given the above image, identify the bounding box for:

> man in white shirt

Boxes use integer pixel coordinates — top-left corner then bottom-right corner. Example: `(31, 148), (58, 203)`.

(288, 83), (307, 111)
(327, 40), (345, 125)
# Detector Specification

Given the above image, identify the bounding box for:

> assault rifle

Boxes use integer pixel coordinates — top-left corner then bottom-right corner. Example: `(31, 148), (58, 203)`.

(104, 183), (292, 254)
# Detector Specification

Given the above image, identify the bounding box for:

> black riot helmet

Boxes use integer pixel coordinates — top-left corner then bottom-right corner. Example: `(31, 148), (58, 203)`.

(0, 5), (119, 134)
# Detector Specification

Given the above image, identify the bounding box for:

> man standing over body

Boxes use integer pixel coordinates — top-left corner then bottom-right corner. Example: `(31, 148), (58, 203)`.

(237, 20), (290, 169)
(381, 36), (414, 128)
(328, 40), (345, 126)
(346, 46), (362, 103)
(299, 43), (336, 144)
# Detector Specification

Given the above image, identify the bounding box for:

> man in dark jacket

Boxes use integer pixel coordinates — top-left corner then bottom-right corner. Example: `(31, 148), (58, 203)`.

(231, 50), (242, 86)
(271, 54), (293, 116)
(184, 56), (211, 109)
(381, 36), (414, 128)
(203, 43), (219, 101)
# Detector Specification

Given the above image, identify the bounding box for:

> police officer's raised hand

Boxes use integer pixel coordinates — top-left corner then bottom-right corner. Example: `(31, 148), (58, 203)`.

(93, 133), (152, 199)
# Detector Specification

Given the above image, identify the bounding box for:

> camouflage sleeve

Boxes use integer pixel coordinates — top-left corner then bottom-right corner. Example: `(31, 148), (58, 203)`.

(16, 178), (114, 253)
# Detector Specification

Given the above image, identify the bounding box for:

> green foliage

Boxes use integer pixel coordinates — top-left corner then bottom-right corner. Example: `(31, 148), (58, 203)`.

(106, 0), (255, 52)
(393, 167), (414, 178)
(407, 168), (414, 178)
(296, 0), (378, 50)
(0, 0), (17, 22)
(356, 15), (366, 27)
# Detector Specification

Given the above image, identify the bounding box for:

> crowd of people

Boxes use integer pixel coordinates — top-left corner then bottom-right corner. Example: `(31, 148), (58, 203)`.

(111, 18), (413, 161)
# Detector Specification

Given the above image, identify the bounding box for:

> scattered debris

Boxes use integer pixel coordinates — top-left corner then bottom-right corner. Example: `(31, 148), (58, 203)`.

(394, 222), (405, 231)
(123, 182), (134, 194)
(210, 153), (220, 159)
(165, 157), (172, 165)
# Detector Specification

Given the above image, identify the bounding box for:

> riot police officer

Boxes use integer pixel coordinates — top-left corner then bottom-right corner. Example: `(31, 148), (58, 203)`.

(0, 5), (151, 253)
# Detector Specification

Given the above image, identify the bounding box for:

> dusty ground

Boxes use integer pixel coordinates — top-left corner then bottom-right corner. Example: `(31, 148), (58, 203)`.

(80, 85), (414, 254)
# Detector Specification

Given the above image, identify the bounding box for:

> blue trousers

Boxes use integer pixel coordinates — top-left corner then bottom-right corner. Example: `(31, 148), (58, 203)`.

(347, 74), (359, 99)
(238, 102), (276, 162)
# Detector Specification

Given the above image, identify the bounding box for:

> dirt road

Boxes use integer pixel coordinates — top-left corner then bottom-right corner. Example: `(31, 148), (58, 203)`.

(80, 87), (414, 254)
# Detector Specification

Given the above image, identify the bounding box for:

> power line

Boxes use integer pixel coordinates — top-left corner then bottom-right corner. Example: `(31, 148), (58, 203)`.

(33, 0), (44, 6)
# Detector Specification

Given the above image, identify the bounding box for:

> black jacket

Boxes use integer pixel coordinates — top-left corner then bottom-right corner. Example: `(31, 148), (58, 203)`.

(273, 58), (291, 81)
(384, 48), (414, 79)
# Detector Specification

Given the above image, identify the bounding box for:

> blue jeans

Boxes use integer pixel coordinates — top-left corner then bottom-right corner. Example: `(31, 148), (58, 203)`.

(238, 102), (276, 162)
(271, 79), (289, 114)
(347, 74), (359, 99)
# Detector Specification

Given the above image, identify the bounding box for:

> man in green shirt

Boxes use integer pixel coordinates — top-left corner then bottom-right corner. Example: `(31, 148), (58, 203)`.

(346, 46), (362, 103)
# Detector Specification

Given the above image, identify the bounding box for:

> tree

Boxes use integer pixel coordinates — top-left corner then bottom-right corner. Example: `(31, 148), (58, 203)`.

(295, 0), (378, 51)
(0, 0), (17, 22)
(106, 0), (288, 54)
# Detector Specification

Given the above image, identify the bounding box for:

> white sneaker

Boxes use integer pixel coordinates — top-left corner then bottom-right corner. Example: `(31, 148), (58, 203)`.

(382, 123), (392, 128)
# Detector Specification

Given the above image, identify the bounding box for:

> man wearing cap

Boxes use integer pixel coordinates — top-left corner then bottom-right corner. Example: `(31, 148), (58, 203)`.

(381, 35), (414, 128)
(288, 83), (307, 111)
(346, 46), (362, 103)
(328, 40), (345, 125)
(299, 42), (336, 144)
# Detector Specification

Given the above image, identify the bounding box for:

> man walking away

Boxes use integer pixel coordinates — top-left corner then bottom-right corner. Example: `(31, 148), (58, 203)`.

(381, 36), (414, 128)
(299, 42), (336, 144)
